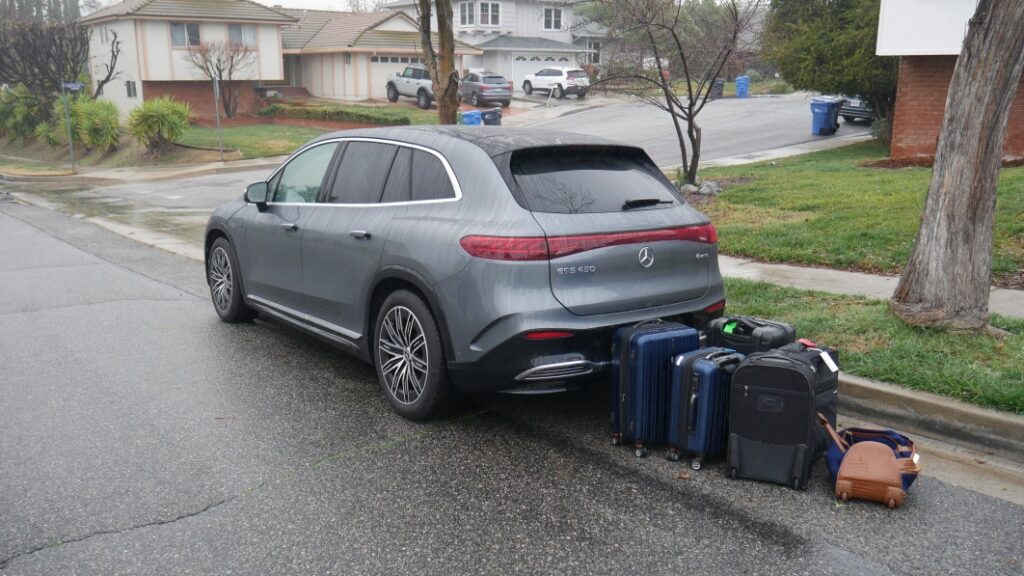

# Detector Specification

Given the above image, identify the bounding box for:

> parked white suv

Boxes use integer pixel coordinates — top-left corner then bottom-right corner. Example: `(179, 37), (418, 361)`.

(386, 64), (434, 109)
(522, 67), (590, 99)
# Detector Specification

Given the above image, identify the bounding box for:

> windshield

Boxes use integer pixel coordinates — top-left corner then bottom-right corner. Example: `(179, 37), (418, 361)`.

(510, 147), (681, 214)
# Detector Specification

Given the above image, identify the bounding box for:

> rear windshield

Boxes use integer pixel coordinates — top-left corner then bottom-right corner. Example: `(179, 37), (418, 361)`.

(567, 70), (588, 79)
(510, 147), (681, 214)
(482, 75), (508, 85)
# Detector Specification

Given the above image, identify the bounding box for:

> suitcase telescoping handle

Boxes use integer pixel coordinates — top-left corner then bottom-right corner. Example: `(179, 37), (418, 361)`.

(688, 392), (699, 433)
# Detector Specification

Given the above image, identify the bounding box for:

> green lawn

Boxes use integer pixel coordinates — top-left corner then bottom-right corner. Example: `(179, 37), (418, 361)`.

(700, 140), (1024, 287)
(725, 278), (1024, 414)
(721, 79), (794, 97)
(179, 125), (331, 159)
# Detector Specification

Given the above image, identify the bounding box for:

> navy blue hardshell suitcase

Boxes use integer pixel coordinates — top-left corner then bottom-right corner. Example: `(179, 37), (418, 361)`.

(667, 348), (744, 469)
(611, 321), (700, 457)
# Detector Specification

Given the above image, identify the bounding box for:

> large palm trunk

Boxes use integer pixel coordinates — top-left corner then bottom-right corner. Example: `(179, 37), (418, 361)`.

(891, 0), (1024, 331)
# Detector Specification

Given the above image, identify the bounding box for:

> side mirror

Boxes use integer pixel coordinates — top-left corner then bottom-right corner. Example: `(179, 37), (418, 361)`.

(245, 182), (269, 211)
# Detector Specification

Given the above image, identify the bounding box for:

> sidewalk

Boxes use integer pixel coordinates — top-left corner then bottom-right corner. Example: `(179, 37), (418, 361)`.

(0, 154), (288, 184)
(719, 254), (1024, 319)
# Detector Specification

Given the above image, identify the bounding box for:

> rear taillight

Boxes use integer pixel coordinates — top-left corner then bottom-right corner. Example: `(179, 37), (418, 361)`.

(524, 330), (574, 340)
(704, 300), (726, 313)
(460, 224), (716, 261)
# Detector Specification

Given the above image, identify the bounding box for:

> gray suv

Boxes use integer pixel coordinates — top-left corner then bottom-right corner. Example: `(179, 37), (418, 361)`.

(205, 127), (724, 420)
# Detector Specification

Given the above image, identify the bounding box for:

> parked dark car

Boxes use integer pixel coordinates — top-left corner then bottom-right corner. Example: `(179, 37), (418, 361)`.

(840, 96), (873, 123)
(460, 71), (512, 107)
(205, 127), (724, 420)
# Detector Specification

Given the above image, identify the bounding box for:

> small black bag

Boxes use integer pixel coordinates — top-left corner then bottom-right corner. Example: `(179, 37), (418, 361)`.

(707, 316), (796, 355)
(726, 340), (839, 489)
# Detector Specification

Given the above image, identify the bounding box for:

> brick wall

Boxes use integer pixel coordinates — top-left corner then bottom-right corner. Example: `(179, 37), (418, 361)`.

(891, 55), (1024, 159)
(141, 81), (259, 120)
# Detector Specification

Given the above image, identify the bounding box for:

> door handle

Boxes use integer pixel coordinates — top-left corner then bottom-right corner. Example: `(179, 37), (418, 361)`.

(280, 223), (298, 231)
(349, 230), (372, 239)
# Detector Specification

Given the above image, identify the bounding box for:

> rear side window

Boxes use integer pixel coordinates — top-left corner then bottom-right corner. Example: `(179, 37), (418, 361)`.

(567, 70), (587, 79)
(411, 150), (455, 201)
(327, 142), (397, 204)
(381, 147), (412, 203)
(482, 75), (507, 85)
(510, 147), (680, 214)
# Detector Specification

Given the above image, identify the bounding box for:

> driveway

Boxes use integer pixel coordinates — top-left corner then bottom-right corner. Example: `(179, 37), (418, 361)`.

(532, 93), (873, 167)
(1, 200), (1022, 575)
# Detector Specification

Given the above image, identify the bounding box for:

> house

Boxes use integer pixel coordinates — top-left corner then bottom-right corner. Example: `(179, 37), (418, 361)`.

(277, 8), (482, 101)
(80, 0), (296, 119)
(877, 0), (1024, 159)
(385, 0), (605, 88)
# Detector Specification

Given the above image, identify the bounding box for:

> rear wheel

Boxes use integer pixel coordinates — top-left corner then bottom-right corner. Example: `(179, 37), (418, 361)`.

(553, 84), (564, 99)
(207, 238), (255, 323)
(417, 90), (431, 110)
(501, 100), (510, 107)
(386, 84), (399, 103)
(374, 290), (451, 420)
(471, 92), (480, 107)
(842, 115), (856, 123)
(523, 81), (533, 95)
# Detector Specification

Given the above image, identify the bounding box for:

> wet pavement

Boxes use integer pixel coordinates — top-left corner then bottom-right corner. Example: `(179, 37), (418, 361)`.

(1, 201), (1022, 576)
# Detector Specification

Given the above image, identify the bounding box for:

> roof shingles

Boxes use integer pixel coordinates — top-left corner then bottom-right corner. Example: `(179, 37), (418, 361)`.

(81, 0), (295, 24)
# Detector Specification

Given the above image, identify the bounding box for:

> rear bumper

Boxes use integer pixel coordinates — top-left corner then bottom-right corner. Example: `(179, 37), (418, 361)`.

(839, 106), (872, 119)
(564, 84), (588, 95)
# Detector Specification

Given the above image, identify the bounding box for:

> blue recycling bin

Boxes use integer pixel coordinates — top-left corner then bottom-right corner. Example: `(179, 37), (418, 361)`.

(735, 75), (750, 99)
(810, 96), (844, 135)
(458, 110), (482, 125)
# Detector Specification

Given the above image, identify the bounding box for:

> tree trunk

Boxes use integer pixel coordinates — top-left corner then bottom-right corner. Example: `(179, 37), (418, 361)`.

(433, 0), (458, 124)
(891, 0), (1024, 331)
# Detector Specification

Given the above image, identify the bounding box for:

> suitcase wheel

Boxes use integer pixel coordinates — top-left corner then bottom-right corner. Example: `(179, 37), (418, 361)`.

(634, 446), (649, 458)
(793, 477), (803, 490)
(666, 449), (680, 462)
(611, 434), (623, 447)
(729, 467), (737, 480)
(887, 498), (896, 509)
(839, 491), (849, 502)
(690, 459), (702, 471)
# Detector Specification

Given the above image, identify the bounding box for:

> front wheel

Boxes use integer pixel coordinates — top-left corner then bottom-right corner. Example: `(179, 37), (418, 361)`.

(207, 238), (255, 323)
(553, 84), (564, 99)
(523, 81), (533, 95)
(386, 84), (399, 103)
(577, 91), (587, 99)
(417, 91), (431, 110)
(374, 290), (452, 420)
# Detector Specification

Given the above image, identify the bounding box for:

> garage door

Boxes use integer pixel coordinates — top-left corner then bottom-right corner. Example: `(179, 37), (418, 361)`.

(512, 53), (573, 90)
(369, 55), (424, 100)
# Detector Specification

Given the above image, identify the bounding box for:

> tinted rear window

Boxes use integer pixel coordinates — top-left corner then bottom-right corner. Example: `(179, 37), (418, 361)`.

(510, 147), (680, 214)
(411, 150), (456, 201)
(482, 75), (508, 85)
(567, 70), (587, 79)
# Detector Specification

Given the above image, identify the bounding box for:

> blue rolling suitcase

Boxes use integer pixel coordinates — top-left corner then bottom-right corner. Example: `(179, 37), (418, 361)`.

(611, 321), (700, 457)
(666, 348), (744, 469)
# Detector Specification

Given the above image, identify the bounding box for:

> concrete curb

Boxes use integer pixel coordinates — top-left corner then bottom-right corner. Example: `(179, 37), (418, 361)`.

(0, 158), (284, 184)
(838, 373), (1024, 463)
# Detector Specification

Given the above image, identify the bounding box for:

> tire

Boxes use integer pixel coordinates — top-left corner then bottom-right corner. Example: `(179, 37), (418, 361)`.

(842, 115), (856, 123)
(386, 84), (399, 103)
(207, 237), (255, 323)
(553, 84), (564, 99)
(523, 81), (533, 95)
(417, 90), (431, 110)
(373, 290), (452, 420)
(471, 92), (480, 107)
(500, 100), (510, 107)
(577, 91), (587, 99)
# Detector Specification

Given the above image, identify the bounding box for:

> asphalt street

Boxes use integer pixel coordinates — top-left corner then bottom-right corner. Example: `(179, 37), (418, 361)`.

(1, 198), (1021, 576)
(535, 93), (873, 167)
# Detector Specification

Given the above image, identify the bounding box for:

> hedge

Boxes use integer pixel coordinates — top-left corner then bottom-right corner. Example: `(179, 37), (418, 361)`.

(256, 103), (414, 126)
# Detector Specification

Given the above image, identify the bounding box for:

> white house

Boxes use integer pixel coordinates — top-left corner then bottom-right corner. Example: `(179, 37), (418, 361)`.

(386, 0), (605, 89)
(81, 0), (295, 119)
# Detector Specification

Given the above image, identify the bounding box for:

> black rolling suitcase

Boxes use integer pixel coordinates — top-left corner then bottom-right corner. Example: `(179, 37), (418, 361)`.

(726, 341), (839, 489)
(707, 316), (795, 355)
(611, 321), (700, 457)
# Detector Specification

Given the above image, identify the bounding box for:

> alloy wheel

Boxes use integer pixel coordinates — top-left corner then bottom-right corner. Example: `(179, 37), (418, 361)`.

(377, 305), (429, 405)
(209, 246), (233, 313)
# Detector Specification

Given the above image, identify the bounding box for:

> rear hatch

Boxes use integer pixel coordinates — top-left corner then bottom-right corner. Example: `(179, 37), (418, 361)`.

(509, 146), (714, 316)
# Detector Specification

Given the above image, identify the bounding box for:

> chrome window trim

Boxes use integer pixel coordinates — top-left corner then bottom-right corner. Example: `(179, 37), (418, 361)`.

(260, 137), (463, 208)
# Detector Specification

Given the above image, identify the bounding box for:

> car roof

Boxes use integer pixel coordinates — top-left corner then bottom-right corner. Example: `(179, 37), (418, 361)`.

(308, 126), (631, 157)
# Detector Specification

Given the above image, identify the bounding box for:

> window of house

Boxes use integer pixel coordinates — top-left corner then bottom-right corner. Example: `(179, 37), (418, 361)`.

(125, 80), (137, 98)
(170, 22), (200, 47)
(459, 2), (475, 26)
(228, 24), (257, 47)
(479, 2), (500, 26)
(587, 41), (601, 64)
(543, 8), (562, 30)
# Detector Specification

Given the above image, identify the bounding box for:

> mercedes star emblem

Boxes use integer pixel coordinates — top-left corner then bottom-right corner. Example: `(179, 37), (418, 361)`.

(638, 246), (655, 268)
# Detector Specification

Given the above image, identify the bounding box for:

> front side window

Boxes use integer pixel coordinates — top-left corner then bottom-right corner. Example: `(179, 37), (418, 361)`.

(543, 8), (562, 30)
(480, 2), (500, 26)
(228, 24), (257, 47)
(272, 143), (339, 203)
(328, 143), (398, 204)
(459, 2), (475, 26)
(411, 150), (456, 201)
(170, 22), (200, 47)
(402, 67), (416, 78)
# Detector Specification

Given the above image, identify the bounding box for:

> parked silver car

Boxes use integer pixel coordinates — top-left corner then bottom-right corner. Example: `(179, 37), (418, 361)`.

(459, 71), (512, 107)
(205, 127), (724, 420)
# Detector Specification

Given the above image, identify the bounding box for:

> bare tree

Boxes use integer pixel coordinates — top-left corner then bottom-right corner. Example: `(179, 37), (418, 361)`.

(891, 0), (1024, 333)
(587, 0), (761, 184)
(182, 41), (258, 118)
(92, 28), (121, 98)
(0, 19), (89, 94)
(416, 0), (459, 124)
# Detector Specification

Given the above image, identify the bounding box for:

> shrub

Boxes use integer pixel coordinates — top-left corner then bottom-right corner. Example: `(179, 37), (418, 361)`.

(75, 99), (121, 152)
(0, 85), (50, 140)
(257, 103), (413, 126)
(34, 121), (61, 147)
(128, 96), (191, 154)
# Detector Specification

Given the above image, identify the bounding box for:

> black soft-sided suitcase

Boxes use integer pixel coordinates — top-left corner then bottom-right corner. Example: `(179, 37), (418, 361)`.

(611, 321), (700, 457)
(726, 343), (839, 489)
(707, 316), (795, 355)
(667, 348), (744, 469)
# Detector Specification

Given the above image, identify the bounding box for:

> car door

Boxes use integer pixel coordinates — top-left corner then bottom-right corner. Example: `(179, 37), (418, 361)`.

(244, 141), (339, 314)
(301, 141), (405, 338)
(399, 67), (414, 95)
